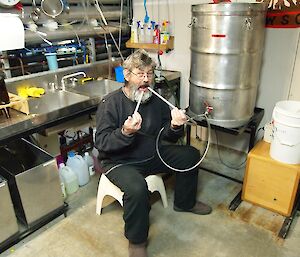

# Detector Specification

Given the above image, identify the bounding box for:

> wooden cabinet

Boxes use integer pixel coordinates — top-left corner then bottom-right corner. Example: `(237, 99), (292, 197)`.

(242, 140), (300, 217)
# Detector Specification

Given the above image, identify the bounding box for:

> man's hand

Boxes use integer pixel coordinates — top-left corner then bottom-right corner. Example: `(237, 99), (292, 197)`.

(122, 112), (142, 135)
(171, 108), (187, 128)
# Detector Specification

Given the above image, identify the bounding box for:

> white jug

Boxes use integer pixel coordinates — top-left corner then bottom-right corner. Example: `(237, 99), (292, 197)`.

(59, 163), (79, 195)
(83, 152), (95, 176)
(66, 151), (90, 186)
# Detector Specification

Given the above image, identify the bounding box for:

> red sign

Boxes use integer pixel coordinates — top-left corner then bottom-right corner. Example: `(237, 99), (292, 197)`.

(257, 0), (300, 28)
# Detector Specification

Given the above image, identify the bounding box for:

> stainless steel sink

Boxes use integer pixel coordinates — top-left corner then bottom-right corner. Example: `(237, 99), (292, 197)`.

(27, 90), (90, 114)
(66, 79), (123, 99)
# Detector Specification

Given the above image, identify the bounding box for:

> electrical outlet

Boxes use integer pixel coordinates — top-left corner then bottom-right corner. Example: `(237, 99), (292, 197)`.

(264, 122), (273, 143)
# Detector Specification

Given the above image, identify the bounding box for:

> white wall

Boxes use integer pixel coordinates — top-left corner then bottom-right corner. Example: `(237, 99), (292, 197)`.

(287, 33), (300, 101)
(133, 0), (207, 108)
(132, 0), (300, 151)
(257, 29), (300, 127)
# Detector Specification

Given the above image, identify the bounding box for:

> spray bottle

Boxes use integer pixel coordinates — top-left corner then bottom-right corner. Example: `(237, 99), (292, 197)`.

(145, 23), (153, 43)
(130, 17), (138, 43)
(153, 24), (160, 44)
(161, 20), (170, 44)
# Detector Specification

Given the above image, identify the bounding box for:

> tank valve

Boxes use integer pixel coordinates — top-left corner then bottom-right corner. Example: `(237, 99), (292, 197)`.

(204, 102), (213, 116)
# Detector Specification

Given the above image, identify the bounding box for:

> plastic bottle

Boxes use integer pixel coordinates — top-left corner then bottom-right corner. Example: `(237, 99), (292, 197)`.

(139, 23), (145, 43)
(145, 25), (153, 43)
(83, 152), (95, 176)
(57, 165), (67, 199)
(153, 24), (160, 44)
(58, 163), (79, 196)
(130, 17), (138, 43)
(160, 20), (170, 44)
(92, 147), (102, 173)
(66, 151), (90, 186)
(137, 20), (141, 43)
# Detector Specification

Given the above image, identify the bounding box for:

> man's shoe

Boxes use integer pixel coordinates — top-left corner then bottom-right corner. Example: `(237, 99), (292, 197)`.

(128, 241), (147, 257)
(174, 201), (212, 215)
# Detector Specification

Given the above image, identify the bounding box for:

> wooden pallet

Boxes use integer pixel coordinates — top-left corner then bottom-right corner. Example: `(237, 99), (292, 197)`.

(0, 93), (29, 115)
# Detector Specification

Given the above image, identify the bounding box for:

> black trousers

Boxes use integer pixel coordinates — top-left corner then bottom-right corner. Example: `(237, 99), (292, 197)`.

(105, 145), (200, 244)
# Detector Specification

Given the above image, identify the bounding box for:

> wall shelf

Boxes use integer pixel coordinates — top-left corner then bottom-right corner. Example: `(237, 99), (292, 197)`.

(125, 36), (174, 52)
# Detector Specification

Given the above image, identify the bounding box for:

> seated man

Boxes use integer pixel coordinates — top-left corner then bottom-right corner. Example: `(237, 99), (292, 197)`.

(95, 49), (212, 257)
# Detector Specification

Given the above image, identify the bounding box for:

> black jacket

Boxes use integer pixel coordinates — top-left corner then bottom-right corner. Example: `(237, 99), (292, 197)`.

(95, 87), (184, 163)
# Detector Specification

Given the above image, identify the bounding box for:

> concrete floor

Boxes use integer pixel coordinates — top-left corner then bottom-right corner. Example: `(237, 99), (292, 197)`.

(2, 137), (300, 257)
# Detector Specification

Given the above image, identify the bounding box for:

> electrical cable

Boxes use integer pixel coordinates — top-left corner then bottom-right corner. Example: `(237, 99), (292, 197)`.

(103, 32), (109, 56)
(94, 0), (108, 25)
(104, 156), (155, 175)
(255, 126), (264, 141)
(94, 0), (124, 61)
(215, 129), (247, 170)
(118, 0), (124, 50)
(195, 125), (201, 140)
(25, 28), (53, 46)
(166, 0), (170, 23)
(157, 53), (162, 71)
(127, 0), (132, 24)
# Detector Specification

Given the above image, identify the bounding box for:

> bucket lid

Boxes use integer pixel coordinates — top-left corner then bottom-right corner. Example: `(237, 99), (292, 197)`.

(275, 100), (300, 119)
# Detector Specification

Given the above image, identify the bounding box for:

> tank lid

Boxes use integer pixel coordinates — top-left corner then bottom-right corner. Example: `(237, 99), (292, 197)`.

(191, 3), (267, 13)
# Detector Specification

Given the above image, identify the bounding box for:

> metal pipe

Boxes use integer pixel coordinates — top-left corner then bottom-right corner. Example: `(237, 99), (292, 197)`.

(21, 0), (122, 3)
(17, 58), (25, 76)
(107, 44), (112, 79)
(0, 55), (42, 76)
(25, 24), (129, 45)
(61, 71), (86, 90)
(1, 6), (128, 23)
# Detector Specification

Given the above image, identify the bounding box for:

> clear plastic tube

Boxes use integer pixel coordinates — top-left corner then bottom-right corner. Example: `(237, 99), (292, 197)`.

(155, 114), (211, 172)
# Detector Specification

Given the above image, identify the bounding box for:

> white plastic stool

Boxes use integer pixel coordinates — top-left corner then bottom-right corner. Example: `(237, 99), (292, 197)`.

(96, 174), (168, 215)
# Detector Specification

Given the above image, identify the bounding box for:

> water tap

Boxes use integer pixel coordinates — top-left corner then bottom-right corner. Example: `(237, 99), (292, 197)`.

(60, 71), (87, 90)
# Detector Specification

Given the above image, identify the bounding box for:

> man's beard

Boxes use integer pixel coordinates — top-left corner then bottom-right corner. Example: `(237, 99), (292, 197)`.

(127, 84), (153, 103)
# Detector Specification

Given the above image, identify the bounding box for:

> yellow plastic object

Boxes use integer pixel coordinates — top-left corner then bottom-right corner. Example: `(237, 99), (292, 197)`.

(17, 87), (45, 98)
(17, 88), (29, 98)
(79, 77), (94, 84)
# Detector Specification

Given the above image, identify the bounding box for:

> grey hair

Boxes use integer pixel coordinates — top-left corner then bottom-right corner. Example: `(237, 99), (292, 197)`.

(123, 49), (156, 71)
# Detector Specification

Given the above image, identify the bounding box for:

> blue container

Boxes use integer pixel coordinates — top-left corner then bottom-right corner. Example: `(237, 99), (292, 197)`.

(115, 66), (125, 83)
(45, 52), (58, 71)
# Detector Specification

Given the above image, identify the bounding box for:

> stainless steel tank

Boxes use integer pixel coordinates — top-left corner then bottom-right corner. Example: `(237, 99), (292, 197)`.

(189, 3), (266, 128)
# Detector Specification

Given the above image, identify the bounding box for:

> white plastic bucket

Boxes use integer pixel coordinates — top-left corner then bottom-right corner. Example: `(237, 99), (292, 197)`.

(270, 100), (300, 164)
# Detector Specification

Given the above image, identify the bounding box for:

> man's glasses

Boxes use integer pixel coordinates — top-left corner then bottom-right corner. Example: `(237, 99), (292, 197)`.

(130, 70), (154, 79)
